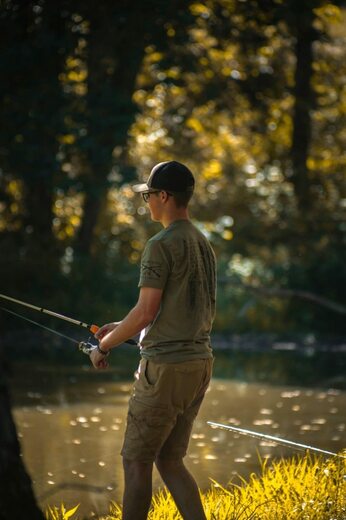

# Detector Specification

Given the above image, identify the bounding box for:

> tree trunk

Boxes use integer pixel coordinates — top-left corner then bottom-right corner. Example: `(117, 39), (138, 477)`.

(289, 4), (316, 211)
(0, 350), (44, 520)
(74, 3), (148, 255)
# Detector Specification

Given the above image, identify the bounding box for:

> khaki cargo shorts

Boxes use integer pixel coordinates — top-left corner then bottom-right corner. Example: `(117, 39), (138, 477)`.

(121, 357), (213, 462)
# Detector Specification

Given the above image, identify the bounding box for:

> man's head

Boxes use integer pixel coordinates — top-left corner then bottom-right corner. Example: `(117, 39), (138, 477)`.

(132, 161), (195, 209)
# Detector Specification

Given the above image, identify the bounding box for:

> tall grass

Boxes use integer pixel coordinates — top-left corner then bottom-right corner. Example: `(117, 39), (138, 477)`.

(46, 452), (346, 519)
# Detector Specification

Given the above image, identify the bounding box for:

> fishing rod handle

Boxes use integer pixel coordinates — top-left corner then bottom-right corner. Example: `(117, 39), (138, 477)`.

(89, 324), (99, 334)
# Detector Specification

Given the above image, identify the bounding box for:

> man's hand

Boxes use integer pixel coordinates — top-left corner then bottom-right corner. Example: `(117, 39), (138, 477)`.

(89, 346), (109, 370)
(94, 322), (119, 340)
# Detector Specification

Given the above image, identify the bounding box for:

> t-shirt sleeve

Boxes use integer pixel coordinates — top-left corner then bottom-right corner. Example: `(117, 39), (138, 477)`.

(138, 239), (171, 289)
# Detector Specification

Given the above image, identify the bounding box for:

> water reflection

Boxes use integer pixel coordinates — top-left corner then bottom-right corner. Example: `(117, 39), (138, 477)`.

(9, 370), (346, 518)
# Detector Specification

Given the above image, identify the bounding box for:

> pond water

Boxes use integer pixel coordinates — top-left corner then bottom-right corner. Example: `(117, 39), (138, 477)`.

(8, 358), (346, 519)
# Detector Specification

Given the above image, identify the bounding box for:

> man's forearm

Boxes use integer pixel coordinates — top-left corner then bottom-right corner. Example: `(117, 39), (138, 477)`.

(99, 305), (152, 352)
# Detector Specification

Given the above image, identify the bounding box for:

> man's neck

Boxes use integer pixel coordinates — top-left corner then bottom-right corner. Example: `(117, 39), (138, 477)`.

(161, 208), (189, 228)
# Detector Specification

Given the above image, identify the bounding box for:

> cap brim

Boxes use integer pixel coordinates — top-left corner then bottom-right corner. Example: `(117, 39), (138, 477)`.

(132, 182), (149, 193)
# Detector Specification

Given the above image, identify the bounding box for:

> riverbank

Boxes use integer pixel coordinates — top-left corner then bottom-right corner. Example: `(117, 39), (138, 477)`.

(45, 452), (345, 519)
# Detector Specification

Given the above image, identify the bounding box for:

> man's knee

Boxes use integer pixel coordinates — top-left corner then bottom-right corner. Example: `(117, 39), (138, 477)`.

(123, 457), (153, 481)
(155, 457), (184, 475)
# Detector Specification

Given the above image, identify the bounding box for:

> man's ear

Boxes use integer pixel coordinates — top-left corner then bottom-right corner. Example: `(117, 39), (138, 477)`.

(161, 191), (170, 202)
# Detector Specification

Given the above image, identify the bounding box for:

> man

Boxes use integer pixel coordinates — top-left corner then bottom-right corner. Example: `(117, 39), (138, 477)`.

(90, 160), (216, 520)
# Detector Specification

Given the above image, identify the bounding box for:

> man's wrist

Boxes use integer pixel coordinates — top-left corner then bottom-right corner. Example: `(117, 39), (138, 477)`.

(96, 344), (110, 356)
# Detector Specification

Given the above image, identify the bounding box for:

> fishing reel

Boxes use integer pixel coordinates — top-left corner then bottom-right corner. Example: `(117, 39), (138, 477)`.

(79, 341), (98, 355)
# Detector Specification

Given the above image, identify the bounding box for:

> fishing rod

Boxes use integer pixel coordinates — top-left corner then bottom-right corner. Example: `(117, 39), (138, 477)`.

(0, 292), (99, 334)
(207, 421), (346, 459)
(0, 292), (137, 350)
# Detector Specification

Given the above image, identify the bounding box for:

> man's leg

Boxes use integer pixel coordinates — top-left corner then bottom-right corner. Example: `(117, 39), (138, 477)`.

(155, 457), (207, 520)
(122, 458), (153, 520)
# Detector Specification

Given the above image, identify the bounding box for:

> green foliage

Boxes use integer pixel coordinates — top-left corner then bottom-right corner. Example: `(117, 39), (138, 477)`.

(45, 453), (346, 519)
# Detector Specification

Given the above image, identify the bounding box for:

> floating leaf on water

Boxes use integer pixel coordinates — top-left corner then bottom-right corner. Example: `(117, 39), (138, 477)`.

(311, 418), (326, 425)
(259, 408), (273, 415)
(281, 390), (301, 398)
(227, 418), (240, 425)
(253, 419), (273, 426)
(189, 453), (199, 459)
(192, 433), (205, 439)
(317, 392), (327, 400)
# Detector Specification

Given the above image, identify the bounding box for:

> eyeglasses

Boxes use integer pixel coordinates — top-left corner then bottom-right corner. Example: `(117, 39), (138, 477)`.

(142, 191), (172, 203)
(142, 191), (160, 203)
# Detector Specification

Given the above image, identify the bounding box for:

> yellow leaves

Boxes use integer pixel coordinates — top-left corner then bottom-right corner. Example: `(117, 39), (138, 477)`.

(53, 193), (83, 241)
(7, 179), (22, 199)
(222, 229), (233, 241)
(58, 134), (76, 145)
(67, 70), (87, 83)
(60, 56), (87, 96)
(203, 159), (222, 180)
(190, 3), (211, 17)
(165, 25), (175, 38)
(314, 4), (342, 24)
(186, 117), (204, 133)
(146, 50), (164, 63)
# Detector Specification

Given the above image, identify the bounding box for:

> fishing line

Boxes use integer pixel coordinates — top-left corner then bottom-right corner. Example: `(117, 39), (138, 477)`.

(1, 306), (98, 354)
(1, 306), (80, 344)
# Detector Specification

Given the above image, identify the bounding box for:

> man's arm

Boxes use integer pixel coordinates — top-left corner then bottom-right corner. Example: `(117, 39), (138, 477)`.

(90, 287), (163, 370)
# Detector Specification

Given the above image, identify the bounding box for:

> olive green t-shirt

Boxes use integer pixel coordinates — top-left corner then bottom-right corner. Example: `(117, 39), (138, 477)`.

(138, 219), (216, 363)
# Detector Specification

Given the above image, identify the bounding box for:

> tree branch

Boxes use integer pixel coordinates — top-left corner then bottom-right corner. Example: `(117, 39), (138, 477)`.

(220, 279), (346, 315)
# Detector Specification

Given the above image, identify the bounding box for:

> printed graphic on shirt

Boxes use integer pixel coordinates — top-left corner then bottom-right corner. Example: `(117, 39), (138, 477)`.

(141, 261), (163, 280)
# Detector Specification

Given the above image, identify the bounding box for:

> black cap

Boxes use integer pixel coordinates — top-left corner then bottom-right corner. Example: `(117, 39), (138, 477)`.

(132, 161), (195, 193)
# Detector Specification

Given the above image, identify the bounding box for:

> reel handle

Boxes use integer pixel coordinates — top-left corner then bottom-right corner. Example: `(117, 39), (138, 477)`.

(79, 341), (98, 355)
